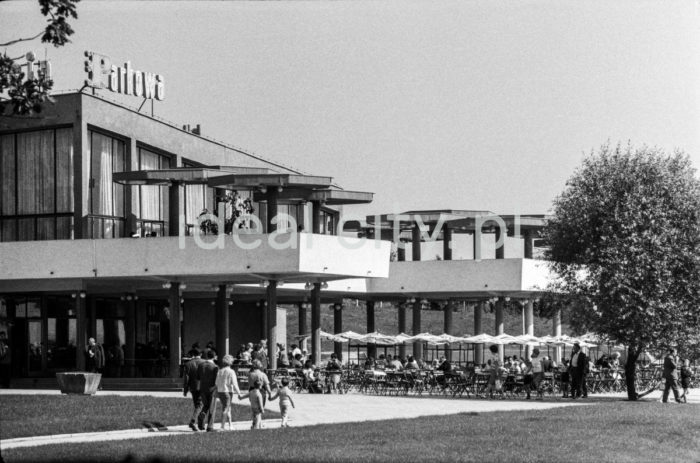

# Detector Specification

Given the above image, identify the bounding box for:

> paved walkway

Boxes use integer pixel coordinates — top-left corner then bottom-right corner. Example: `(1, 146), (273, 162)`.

(1, 388), (695, 450)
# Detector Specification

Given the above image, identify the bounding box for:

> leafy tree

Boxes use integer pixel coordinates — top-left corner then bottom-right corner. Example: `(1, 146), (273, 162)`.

(0, 0), (80, 115)
(543, 143), (700, 400)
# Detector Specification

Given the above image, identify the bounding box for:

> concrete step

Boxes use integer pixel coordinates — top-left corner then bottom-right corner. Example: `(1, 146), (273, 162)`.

(9, 377), (183, 392)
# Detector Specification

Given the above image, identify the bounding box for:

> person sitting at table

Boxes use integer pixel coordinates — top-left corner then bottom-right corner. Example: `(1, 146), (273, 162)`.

(291, 353), (303, 369)
(325, 353), (343, 393)
(302, 359), (323, 393)
(437, 356), (452, 373)
(596, 355), (611, 369)
(404, 355), (419, 370)
(542, 356), (554, 373)
(364, 356), (376, 370)
(510, 357), (522, 374)
(430, 358), (439, 370)
(609, 352), (621, 369)
(390, 355), (404, 371)
(376, 354), (387, 369)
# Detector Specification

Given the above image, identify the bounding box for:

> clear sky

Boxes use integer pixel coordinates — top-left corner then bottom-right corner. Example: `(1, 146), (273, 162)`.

(3, 0), (699, 220)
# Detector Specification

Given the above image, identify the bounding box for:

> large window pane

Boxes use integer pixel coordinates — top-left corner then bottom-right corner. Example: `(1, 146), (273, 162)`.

(90, 132), (114, 216)
(17, 131), (55, 214)
(138, 147), (170, 222)
(55, 128), (74, 213)
(0, 134), (16, 216)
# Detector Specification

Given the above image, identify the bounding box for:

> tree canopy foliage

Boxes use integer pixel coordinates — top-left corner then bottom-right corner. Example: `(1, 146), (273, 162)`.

(0, 0), (80, 115)
(543, 143), (700, 399)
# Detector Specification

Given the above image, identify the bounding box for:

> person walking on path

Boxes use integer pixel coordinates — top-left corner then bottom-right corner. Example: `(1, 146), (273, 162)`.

(248, 360), (272, 404)
(524, 348), (544, 400)
(240, 379), (265, 429)
(215, 354), (242, 430)
(86, 337), (105, 374)
(679, 359), (692, 403)
(0, 331), (11, 388)
(269, 377), (296, 427)
(197, 350), (219, 431)
(569, 343), (588, 399)
(182, 348), (204, 431)
(662, 348), (682, 404)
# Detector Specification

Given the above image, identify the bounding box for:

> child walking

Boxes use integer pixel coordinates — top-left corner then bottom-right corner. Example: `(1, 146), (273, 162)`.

(270, 377), (296, 427)
(241, 379), (265, 429)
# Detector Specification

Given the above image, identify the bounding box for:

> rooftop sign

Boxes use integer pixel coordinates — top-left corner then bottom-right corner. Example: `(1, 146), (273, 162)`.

(84, 51), (164, 100)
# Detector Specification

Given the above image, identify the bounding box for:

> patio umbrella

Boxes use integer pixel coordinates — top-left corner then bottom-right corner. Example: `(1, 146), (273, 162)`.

(490, 333), (525, 345)
(359, 332), (399, 346)
(320, 331), (348, 343)
(515, 334), (542, 346)
(462, 333), (495, 344)
(437, 333), (466, 344)
(337, 330), (365, 341)
(406, 332), (448, 345)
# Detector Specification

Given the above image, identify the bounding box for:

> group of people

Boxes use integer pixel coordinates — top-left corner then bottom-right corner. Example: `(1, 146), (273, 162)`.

(182, 347), (296, 431)
(661, 348), (693, 404)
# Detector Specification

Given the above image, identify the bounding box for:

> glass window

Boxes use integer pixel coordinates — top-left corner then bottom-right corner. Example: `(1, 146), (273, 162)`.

(137, 147), (171, 222)
(89, 131), (126, 217)
(0, 128), (74, 242)
(17, 131), (54, 215)
(0, 134), (16, 216)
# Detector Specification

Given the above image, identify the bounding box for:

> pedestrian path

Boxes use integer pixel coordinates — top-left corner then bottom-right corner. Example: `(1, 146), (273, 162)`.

(1, 388), (695, 450)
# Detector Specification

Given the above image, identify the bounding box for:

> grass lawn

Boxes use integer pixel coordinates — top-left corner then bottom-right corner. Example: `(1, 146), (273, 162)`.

(0, 394), (278, 439)
(3, 401), (699, 462)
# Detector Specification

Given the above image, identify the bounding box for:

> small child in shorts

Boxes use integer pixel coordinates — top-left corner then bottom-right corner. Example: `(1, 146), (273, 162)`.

(270, 377), (296, 427)
(244, 379), (265, 429)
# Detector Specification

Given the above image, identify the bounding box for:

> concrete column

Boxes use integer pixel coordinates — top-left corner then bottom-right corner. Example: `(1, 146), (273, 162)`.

(474, 302), (483, 365)
(495, 297), (505, 363)
(88, 297), (97, 341)
(411, 224), (421, 261)
(298, 302), (307, 337)
(444, 302), (454, 362)
(443, 225), (452, 260)
(398, 303), (407, 359)
(75, 291), (87, 371)
(552, 308), (562, 364)
(266, 188), (279, 233)
(261, 299), (267, 341)
(523, 229), (534, 259)
(473, 233), (482, 261)
(168, 182), (182, 237)
(311, 200), (322, 234)
(412, 299), (423, 361)
(311, 283), (322, 366)
(525, 300), (534, 358)
(125, 296), (136, 377)
(333, 302), (343, 359)
(397, 245), (406, 262)
(168, 284), (182, 378)
(495, 228), (505, 259)
(267, 281), (278, 370)
(366, 301), (376, 359)
(215, 285), (229, 358)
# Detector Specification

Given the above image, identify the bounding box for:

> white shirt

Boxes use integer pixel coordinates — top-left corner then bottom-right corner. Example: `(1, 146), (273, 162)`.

(215, 366), (240, 394)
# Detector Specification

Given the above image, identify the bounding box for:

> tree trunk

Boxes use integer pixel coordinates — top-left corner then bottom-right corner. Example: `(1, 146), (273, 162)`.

(625, 347), (640, 401)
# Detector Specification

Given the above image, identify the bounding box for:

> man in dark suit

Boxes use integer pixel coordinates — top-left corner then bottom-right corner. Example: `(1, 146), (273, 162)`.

(182, 348), (204, 431)
(662, 347), (681, 403)
(569, 343), (588, 399)
(196, 349), (219, 431)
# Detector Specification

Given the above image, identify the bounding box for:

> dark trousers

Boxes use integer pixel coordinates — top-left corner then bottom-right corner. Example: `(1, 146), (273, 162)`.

(570, 370), (587, 398)
(189, 390), (203, 423)
(0, 363), (10, 388)
(662, 378), (680, 403)
(199, 389), (216, 430)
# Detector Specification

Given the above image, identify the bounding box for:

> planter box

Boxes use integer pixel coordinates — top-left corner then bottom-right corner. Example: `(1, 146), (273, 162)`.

(56, 372), (102, 395)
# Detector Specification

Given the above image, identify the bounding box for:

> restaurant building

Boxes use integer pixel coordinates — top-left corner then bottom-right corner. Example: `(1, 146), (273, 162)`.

(0, 82), (555, 387)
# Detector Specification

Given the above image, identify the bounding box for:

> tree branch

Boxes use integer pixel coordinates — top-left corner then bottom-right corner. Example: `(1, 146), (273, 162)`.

(0, 32), (43, 48)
